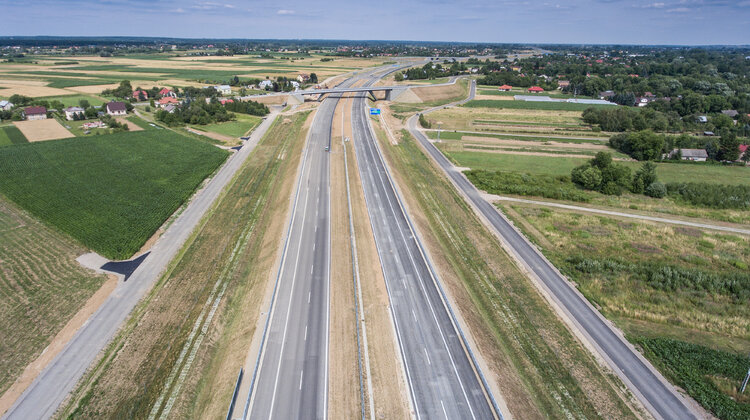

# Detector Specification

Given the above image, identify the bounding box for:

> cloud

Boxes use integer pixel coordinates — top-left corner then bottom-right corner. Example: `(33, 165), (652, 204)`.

(641, 2), (666, 8)
(277, 9), (295, 15)
(667, 6), (690, 12)
(190, 2), (235, 11)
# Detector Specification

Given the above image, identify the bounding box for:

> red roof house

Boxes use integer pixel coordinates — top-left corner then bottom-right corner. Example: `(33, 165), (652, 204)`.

(159, 88), (177, 98)
(740, 144), (748, 159)
(219, 98), (234, 105)
(158, 97), (179, 107)
(132, 90), (148, 100)
(527, 86), (544, 93)
(497, 85), (513, 91)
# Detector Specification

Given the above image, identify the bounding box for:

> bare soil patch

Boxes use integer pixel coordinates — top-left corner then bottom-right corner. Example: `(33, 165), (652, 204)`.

(115, 117), (143, 132)
(412, 81), (465, 102)
(13, 119), (74, 142)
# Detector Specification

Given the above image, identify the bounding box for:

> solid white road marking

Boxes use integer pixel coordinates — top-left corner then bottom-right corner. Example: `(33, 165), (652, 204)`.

(305, 325), (308, 341)
(424, 348), (431, 365)
(441, 400), (448, 420)
(308, 291), (311, 303)
(412, 309), (417, 322)
(299, 370), (304, 390)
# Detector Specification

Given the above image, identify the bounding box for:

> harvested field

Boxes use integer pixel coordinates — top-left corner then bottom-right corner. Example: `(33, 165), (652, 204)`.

(13, 119), (74, 142)
(0, 82), (72, 97)
(0, 197), (107, 405)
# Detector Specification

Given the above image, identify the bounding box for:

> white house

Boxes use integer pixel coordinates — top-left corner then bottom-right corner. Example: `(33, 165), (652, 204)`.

(290, 81), (300, 90)
(64, 106), (84, 120)
(214, 85), (232, 95)
(105, 101), (127, 116)
(24, 106), (47, 120)
(668, 148), (708, 162)
(0, 100), (12, 111)
(259, 80), (273, 90)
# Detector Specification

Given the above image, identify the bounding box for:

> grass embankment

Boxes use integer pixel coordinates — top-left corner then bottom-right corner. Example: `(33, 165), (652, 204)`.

(0, 130), (228, 259)
(0, 198), (107, 397)
(0, 126), (28, 146)
(375, 127), (637, 418)
(61, 112), (310, 419)
(500, 204), (750, 419)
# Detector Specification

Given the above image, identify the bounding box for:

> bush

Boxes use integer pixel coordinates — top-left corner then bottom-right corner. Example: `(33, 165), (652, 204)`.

(645, 181), (667, 198)
(571, 151), (631, 195)
(666, 182), (750, 209)
(418, 113), (431, 129)
(465, 170), (594, 202)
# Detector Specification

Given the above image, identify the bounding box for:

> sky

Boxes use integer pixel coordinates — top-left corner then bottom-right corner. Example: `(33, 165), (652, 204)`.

(1, 0), (749, 45)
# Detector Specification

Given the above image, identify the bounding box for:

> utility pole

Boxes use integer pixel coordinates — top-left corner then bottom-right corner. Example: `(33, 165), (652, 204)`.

(437, 121), (442, 142)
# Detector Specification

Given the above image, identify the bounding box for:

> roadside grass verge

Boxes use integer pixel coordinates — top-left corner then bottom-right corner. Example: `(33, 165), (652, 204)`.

(61, 112), (310, 419)
(0, 197), (107, 397)
(0, 126), (28, 146)
(0, 130), (228, 259)
(375, 127), (638, 418)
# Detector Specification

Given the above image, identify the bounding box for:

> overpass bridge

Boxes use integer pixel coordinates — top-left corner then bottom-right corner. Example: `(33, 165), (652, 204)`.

(291, 85), (409, 102)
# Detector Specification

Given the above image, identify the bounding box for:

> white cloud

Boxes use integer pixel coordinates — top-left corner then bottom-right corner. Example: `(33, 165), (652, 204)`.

(667, 7), (690, 12)
(277, 9), (295, 15)
(642, 2), (666, 8)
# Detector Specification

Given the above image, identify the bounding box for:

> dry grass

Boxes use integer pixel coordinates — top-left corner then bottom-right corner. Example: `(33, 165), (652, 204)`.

(13, 119), (74, 142)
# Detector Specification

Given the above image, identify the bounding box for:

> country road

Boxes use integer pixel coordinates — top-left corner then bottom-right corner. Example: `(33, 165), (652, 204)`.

(407, 80), (698, 420)
(351, 76), (500, 418)
(1, 112), (281, 420)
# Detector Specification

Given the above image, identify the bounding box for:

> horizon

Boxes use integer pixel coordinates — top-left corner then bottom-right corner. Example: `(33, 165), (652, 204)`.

(2, 0), (749, 45)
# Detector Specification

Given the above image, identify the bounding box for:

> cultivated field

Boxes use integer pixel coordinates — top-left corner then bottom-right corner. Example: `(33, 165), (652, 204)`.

(13, 119), (74, 142)
(0, 126), (28, 146)
(195, 113), (262, 138)
(0, 197), (106, 400)
(61, 112), (312, 419)
(0, 130), (228, 259)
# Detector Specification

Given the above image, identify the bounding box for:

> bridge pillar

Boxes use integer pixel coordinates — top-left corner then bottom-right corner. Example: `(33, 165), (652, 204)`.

(384, 89), (392, 101)
(368, 90), (377, 102)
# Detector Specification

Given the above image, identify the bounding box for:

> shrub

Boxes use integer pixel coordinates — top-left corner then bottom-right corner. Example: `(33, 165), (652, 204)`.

(645, 181), (667, 198)
(465, 170), (593, 202)
(666, 183), (750, 209)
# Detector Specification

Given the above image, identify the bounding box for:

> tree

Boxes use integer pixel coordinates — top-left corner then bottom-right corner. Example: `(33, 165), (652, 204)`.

(571, 165), (602, 190)
(718, 131), (740, 161)
(84, 107), (98, 119)
(632, 162), (658, 194)
(309, 73), (318, 84)
(79, 99), (90, 109)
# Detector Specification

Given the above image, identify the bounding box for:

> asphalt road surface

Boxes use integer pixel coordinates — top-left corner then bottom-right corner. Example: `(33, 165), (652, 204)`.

(244, 68), (397, 419)
(350, 77), (498, 419)
(407, 81), (697, 420)
(2, 112), (280, 420)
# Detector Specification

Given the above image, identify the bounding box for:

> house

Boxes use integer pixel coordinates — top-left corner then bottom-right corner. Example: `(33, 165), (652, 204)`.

(669, 148), (708, 162)
(739, 144), (748, 162)
(219, 98), (234, 105)
(158, 97), (179, 107)
(163, 104), (177, 114)
(296, 74), (310, 83)
(290, 81), (300, 90)
(159, 88), (177, 98)
(511, 66), (521, 72)
(721, 110), (739, 118)
(24, 106), (47, 120)
(132, 90), (149, 100)
(557, 80), (570, 89)
(527, 86), (544, 93)
(643, 91), (655, 98)
(105, 101), (127, 116)
(696, 115), (708, 123)
(259, 80), (273, 90)
(599, 90), (615, 100)
(497, 85), (513, 92)
(635, 97), (651, 107)
(214, 85), (232, 95)
(64, 106), (84, 120)
(0, 100), (12, 111)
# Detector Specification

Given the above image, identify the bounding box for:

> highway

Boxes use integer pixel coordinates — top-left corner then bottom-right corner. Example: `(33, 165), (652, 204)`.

(244, 68), (396, 419)
(1, 112), (281, 420)
(350, 77), (499, 418)
(407, 81), (698, 420)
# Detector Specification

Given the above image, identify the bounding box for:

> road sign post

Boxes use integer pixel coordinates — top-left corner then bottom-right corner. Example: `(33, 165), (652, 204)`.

(369, 108), (381, 115)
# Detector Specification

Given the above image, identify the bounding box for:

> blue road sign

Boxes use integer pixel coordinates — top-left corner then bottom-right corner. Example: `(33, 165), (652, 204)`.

(370, 108), (381, 115)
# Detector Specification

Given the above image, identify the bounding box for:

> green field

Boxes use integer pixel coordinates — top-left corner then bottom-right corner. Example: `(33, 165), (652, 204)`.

(463, 99), (616, 111)
(0, 126), (29, 147)
(0, 131), (228, 259)
(443, 150), (750, 186)
(198, 114), (262, 137)
(37, 94), (105, 107)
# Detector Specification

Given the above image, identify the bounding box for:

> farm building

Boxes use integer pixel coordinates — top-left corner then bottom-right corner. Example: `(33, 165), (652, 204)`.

(24, 106), (47, 120)
(557, 80), (570, 89)
(259, 80), (273, 90)
(668, 148), (708, 162)
(106, 101), (127, 116)
(296, 74), (310, 83)
(0, 100), (12, 111)
(64, 106), (84, 120)
(497, 85), (513, 91)
(527, 86), (544, 93)
(163, 104), (177, 113)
